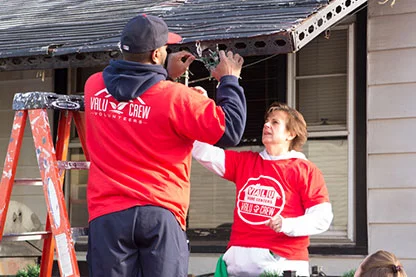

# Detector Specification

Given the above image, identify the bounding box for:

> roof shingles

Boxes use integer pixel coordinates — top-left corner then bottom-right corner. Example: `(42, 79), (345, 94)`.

(0, 0), (327, 58)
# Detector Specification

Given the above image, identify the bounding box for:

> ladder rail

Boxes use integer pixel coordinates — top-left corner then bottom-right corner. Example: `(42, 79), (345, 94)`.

(28, 108), (80, 277)
(40, 109), (75, 277)
(0, 111), (28, 240)
(0, 92), (85, 277)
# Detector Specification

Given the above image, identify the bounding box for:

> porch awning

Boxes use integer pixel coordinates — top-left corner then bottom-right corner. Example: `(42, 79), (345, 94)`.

(0, 0), (366, 63)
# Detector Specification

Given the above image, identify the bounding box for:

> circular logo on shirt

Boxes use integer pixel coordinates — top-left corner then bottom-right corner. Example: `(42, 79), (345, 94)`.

(237, 175), (285, 225)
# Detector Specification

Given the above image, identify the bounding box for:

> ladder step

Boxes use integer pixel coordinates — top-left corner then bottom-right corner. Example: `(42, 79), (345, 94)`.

(2, 231), (51, 241)
(14, 178), (43, 186)
(57, 161), (90, 170)
(2, 227), (88, 242)
(12, 92), (84, 111)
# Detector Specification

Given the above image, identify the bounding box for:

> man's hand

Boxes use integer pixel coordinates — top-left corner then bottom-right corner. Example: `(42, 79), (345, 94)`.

(210, 50), (244, 82)
(167, 51), (196, 80)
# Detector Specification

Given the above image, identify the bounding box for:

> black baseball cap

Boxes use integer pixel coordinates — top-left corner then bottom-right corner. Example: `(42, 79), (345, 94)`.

(120, 14), (182, 53)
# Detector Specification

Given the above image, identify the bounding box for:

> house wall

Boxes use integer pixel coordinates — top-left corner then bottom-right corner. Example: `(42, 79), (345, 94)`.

(367, 0), (416, 275)
(0, 70), (54, 226)
(189, 2), (416, 276)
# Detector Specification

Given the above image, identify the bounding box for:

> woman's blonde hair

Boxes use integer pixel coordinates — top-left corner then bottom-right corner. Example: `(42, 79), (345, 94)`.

(359, 250), (407, 277)
(264, 102), (307, 151)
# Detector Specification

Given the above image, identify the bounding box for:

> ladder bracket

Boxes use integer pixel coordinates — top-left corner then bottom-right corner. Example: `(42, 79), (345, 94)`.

(12, 92), (84, 111)
(57, 161), (90, 170)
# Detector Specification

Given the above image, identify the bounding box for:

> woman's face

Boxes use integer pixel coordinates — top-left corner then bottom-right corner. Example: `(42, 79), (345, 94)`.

(354, 266), (362, 277)
(262, 110), (293, 147)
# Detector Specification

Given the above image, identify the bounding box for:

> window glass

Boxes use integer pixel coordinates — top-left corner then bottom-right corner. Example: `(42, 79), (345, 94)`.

(68, 148), (88, 227)
(189, 145), (264, 229)
(68, 66), (103, 227)
(303, 139), (348, 235)
(297, 77), (347, 130)
(297, 30), (347, 76)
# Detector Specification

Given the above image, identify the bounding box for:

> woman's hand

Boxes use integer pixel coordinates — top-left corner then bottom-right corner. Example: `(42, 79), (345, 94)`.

(265, 214), (283, 233)
(190, 86), (208, 97)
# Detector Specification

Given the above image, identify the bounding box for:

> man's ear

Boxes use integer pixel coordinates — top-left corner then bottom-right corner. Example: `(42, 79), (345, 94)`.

(152, 47), (165, 64)
(151, 49), (159, 64)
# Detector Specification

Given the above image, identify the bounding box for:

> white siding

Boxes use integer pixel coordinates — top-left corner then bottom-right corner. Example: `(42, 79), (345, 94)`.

(368, 83), (416, 119)
(368, 189), (416, 222)
(368, 48), (416, 85)
(368, 0), (416, 274)
(369, 224), (416, 258)
(369, 0), (416, 16)
(368, 118), (416, 153)
(368, 12), (416, 51)
(368, 153), (416, 188)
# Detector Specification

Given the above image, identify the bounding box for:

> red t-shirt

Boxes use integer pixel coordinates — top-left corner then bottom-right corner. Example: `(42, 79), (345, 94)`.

(224, 150), (329, 260)
(84, 72), (226, 230)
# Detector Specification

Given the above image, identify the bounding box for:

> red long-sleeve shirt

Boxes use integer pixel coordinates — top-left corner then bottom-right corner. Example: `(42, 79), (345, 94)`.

(84, 72), (227, 230)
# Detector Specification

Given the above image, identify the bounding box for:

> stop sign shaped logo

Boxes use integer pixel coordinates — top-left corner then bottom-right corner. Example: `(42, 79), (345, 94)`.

(237, 175), (285, 225)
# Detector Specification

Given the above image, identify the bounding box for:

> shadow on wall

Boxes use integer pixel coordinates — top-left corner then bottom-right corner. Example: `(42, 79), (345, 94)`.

(0, 200), (43, 275)
(4, 200), (42, 234)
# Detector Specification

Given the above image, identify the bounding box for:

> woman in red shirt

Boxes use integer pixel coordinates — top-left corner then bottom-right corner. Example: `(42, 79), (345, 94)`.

(192, 102), (333, 276)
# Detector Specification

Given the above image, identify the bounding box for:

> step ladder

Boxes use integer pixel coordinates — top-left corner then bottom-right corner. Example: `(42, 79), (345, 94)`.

(0, 92), (89, 277)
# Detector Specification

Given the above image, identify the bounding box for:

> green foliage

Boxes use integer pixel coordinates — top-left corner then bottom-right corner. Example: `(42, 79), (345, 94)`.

(15, 264), (40, 277)
(342, 269), (356, 277)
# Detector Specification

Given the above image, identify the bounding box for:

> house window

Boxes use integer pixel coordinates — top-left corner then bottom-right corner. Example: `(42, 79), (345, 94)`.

(66, 66), (104, 228)
(288, 24), (356, 243)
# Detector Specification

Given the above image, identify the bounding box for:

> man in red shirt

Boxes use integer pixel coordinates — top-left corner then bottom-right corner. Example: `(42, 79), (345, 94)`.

(84, 14), (246, 277)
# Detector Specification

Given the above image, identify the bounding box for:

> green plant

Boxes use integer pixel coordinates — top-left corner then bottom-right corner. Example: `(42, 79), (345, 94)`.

(342, 269), (356, 277)
(15, 264), (40, 277)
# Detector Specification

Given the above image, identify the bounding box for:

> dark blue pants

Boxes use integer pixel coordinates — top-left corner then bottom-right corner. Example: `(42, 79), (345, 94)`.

(87, 205), (189, 277)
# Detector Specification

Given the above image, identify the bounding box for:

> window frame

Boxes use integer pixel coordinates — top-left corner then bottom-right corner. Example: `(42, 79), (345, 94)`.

(287, 23), (356, 244)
